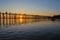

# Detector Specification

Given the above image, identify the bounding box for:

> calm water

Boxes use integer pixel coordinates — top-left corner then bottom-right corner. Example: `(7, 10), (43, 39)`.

(0, 19), (60, 40)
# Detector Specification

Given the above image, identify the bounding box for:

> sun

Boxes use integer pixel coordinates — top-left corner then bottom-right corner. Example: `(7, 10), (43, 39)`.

(20, 15), (23, 18)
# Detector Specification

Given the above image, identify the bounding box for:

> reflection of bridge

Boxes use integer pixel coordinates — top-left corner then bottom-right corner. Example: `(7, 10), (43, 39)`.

(0, 12), (26, 25)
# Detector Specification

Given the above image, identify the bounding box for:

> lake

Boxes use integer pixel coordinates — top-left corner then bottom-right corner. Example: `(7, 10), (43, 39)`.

(0, 19), (60, 40)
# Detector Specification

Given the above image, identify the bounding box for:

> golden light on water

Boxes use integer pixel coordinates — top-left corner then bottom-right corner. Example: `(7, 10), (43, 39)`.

(20, 15), (23, 23)
(20, 19), (23, 23)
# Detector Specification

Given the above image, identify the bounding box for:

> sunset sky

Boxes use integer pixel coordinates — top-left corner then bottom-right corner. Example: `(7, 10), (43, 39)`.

(0, 0), (60, 16)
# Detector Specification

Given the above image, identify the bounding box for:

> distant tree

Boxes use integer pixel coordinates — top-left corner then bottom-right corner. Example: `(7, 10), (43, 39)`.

(53, 15), (60, 19)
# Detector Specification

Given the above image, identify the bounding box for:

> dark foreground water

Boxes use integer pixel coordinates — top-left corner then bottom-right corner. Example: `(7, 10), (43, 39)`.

(0, 19), (60, 40)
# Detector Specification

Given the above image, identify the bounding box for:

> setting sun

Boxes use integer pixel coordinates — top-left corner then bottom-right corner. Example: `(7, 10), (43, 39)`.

(20, 15), (23, 18)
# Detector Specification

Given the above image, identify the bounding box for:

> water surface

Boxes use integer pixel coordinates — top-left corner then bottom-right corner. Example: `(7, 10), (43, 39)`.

(0, 19), (60, 40)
